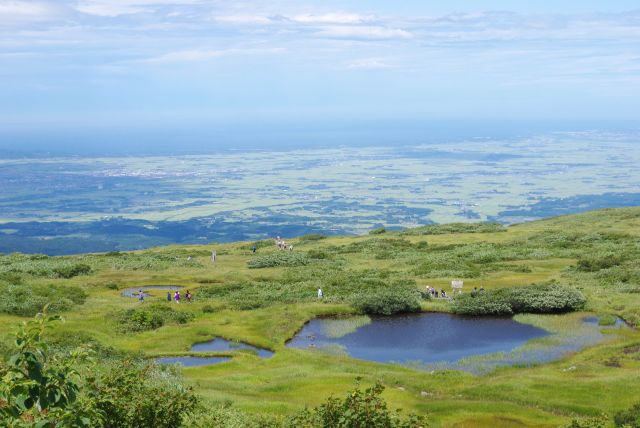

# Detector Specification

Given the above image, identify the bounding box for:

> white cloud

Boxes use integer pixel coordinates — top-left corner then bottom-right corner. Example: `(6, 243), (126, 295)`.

(0, 1), (59, 23)
(139, 47), (285, 64)
(347, 58), (392, 70)
(316, 25), (412, 40)
(75, 0), (201, 17)
(214, 15), (273, 25)
(289, 13), (374, 25)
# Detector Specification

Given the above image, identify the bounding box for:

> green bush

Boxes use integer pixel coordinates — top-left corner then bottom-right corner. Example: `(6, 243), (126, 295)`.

(0, 312), (199, 428)
(351, 288), (421, 315)
(117, 304), (195, 332)
(0, 283), (87, 316)
(369, 227), (387, 235)
(614, 403), (640, 427)
(247, 252), (311, 269)
(298, 234), (327, 241)
(287, 382), (427, 428)
(576, 254), (625, 272)
(202, 305), (215, 313)
(53, 263), (92, 278)
(561, 416), (608, 428)
(404, 222), (505, 235)
(93, 361), (198, 428)
(451, 284), (585, 316)
(451, 292), (514, 316)
(307, 249), (330, 259)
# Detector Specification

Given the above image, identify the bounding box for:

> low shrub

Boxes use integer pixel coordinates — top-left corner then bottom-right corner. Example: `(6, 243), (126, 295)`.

(247, 252), (311, 269)
(405, 222), (506, 235)
(287, 382), (426, 428)
(202, 305), (215, 313)
(452, 284), (585, 316)
(106, 282), (120, 290)
(117, 304), (195, 332)
(576, 254), (625, 272)
(614, 403), (640, 427)
(561, 416), (608, 428)
(307, 249), (331, 260)
(351, 288), (421, 315)
(53, 263), (92, 278)
(369, 227), (386, 235)
(0, 283), (87, 316)
(298, 234), (327, 241)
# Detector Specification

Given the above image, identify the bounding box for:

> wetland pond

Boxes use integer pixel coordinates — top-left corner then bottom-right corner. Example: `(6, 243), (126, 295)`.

(121, 285), (183, 298)
(286, 312), (623, 372)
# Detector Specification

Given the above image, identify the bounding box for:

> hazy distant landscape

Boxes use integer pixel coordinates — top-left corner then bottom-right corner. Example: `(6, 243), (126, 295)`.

(1, 131), (639, 254)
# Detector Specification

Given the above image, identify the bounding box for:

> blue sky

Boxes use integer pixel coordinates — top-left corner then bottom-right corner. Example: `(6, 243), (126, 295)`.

(0, 1), (639, 153)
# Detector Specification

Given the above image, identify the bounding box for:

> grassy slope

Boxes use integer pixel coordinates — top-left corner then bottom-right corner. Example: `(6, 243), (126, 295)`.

(1, 207), (640, 427)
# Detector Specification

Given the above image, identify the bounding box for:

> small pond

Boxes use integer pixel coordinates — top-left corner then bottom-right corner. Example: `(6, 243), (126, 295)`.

(191, 337), (274, 358)
(156, 356), (230, 367)
(287, 313), (548, 365)
(286, 313), (625, 372)
(121, 285), (183, 298)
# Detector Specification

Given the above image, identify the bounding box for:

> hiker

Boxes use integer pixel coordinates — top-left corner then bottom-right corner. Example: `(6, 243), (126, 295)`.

(479, 287), (485, 293)
(167, 292), (171, 302)
(471, 287), (478, 297)
(174, 290), (180, 304)
(252, 245), (257, 253)
(138, 289), (144, 302)
(211, 250), (217, 263)
(289, 244), (293, 251)
(441, 289), (447, 298)
(317, 288), (323, 299)
(186, 290), (192, 303)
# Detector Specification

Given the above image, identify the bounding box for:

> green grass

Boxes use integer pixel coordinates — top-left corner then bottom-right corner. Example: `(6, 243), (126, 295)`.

(1, 207), (640, 427)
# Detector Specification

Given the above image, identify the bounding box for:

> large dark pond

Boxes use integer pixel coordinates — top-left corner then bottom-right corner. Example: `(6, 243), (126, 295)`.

(286, 313), (549, 365)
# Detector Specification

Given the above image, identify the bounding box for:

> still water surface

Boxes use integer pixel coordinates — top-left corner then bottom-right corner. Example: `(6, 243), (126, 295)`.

(287, 313), (549, 364)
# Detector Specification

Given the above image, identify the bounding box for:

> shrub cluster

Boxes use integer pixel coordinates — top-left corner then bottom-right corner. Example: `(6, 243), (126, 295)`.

(0, 313), (198, 428)
(451, 284), (586, 316)
(288, 382), (426, 428)
(614, 403), (640, 427)
(117, 304), (195, 332)
(52, 263), (92, 278)
(404, 222), (505, 235)
(576, 254), (625, 272)
(369, 227), (386, 235)
(351, 288), (421, 315)
(247, 252), (311, 269)
(0, 282), (87, 316)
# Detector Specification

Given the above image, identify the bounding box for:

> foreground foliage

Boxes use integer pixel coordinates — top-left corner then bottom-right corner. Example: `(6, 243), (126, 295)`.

(289, 382), (427, 428)
(0, 312), (198, 427)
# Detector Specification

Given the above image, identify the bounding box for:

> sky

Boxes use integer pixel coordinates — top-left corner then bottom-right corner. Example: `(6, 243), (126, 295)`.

(0, 1), (639, 154)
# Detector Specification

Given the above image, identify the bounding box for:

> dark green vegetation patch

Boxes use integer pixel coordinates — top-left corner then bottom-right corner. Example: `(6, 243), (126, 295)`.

(0, 273), (86, 316)
(403, 222), (506, 235)
(247, 252), (312, 269)
(452, 283), (586, 316)
(117, 304), (195, 332)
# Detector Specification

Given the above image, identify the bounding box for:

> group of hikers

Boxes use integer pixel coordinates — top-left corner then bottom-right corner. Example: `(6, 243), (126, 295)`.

(275, 236), (293, 251)
(426, 286), (449, 299)
(137, 289), (193, 303)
